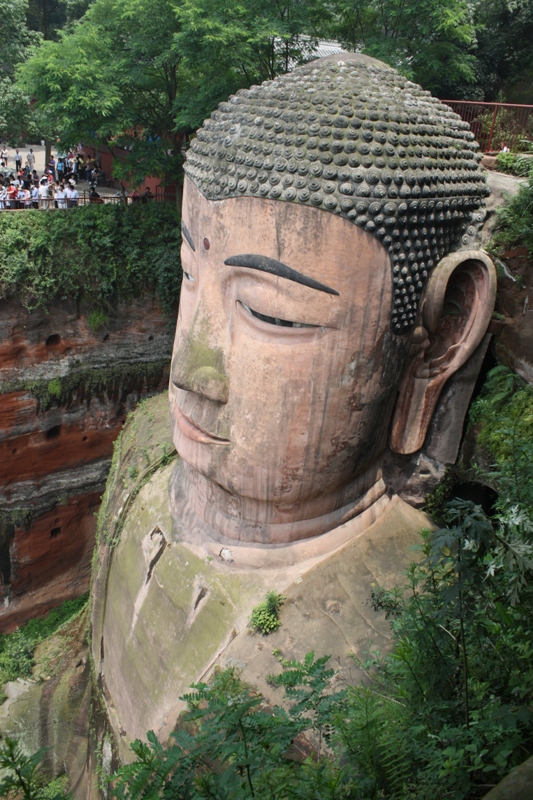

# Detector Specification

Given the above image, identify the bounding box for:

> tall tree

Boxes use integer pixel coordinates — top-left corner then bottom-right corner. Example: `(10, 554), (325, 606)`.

(19, 0), (186, 189)
(0, 0), (41, 144)
(19, 0), (330, 188)
(332, 0), (477, 97)
(472, 0), (533, 101)
(0, 0), (40, 79)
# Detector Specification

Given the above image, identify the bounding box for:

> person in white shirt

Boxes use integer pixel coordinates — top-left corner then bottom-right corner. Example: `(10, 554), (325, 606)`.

(67, 179), (79, 207)
(0, 184), (7, 209)
(38, 179), (50, 209)
(20, 187), (31, 208)
(55, 183), (68, 209)
(64, 183), (73, 207)
(31, 184), (39, 208)
(27, 149), (35, 170)
(1, 147), (8, 165)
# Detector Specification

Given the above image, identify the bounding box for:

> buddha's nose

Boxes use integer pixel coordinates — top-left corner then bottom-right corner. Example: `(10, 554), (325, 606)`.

(171, 314), (229, 404)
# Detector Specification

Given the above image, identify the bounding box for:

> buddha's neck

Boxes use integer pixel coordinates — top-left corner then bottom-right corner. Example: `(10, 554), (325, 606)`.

(170, 461), (388, 546)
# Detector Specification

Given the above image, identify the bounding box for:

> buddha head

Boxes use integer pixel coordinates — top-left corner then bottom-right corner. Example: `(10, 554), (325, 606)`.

(169, 54), (496, 545)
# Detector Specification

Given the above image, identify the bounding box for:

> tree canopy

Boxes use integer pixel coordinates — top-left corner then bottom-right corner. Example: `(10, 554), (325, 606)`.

(7, 0), (533, 182)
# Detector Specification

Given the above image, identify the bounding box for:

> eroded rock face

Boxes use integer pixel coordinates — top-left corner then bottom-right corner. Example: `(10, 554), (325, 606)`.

(0, 296), (173, 632)
(491, 246), (533, 385)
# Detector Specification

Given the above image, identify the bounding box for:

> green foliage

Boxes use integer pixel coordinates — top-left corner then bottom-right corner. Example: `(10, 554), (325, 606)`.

(249, 591), (286, 634)
(46, 378), (62, 399)
(470, 365), (533, 511)
(173, 0), (328, 131)
(332, 0), (477, 96)
(491, 172), (533, 257)
(0, 0), (41, 81)
(357, 494), (533, 797)
(0, 737), (69, 800)
(0, 595), (87, 687)
(3, 360), (170, 411)
(110, 655), (355, 800)
(87, 310), (109, 332)
(495, 152), (533, 176)
(0, 203), (181, 314)
(423, 465), (470, 522)
(18, 0), (191, 183)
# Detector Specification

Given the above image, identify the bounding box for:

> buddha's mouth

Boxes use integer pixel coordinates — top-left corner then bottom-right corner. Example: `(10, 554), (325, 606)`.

(175, 405), (230, 445)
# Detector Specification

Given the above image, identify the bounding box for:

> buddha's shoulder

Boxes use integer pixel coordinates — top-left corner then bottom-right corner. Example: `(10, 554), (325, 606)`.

(94, 390), (175, 549)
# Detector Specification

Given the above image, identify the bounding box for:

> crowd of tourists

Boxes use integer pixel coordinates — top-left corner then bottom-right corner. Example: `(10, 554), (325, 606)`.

(0, 145), (106, 210)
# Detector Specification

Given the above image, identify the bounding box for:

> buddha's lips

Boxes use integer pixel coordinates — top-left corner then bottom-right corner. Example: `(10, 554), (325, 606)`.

(175, 405), (230, 445)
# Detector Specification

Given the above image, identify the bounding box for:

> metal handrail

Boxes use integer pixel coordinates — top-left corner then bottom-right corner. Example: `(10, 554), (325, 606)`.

(0, 191), (175, 210)
(441, 99), (533, 153)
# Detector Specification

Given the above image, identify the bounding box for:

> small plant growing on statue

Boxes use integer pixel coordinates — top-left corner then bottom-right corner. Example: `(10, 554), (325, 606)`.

(249, 591), (286, 635)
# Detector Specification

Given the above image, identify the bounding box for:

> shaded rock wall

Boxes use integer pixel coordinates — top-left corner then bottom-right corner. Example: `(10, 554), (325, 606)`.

(0, 296), (173, 632)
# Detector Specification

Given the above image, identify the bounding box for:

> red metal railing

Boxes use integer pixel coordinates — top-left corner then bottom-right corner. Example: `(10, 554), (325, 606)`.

(0, 191), (174, 211)
(441, 100), (533, 153)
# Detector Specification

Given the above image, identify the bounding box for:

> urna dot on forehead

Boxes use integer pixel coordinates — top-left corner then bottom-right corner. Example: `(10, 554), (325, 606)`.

(185, 53), (489, 334)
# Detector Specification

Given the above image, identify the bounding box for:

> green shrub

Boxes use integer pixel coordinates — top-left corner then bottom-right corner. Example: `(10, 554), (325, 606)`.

(495, 152), (533, 177)
(46, 378), (62, 399)
(0, 203), (182, 315)
(491, 172), (533, 256)
(88, 310), (109, 331)
(0, 595), (88, 687)
(469, 365), (533, 511)
(249, 591), (286, 634)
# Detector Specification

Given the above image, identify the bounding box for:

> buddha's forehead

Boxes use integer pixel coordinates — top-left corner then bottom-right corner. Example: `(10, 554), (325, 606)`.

(185, 53), (489, 334)
(185, 180), (391, 287)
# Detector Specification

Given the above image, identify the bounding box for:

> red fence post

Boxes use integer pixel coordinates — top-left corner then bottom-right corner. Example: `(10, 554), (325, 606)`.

(487, 105), (499, 152)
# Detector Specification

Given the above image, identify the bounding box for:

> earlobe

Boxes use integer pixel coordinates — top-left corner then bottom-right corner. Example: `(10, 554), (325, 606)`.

(390, 250), (497, 455)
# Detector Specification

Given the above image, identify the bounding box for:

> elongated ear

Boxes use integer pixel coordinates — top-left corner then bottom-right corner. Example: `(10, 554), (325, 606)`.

(390, 250), (497, 455)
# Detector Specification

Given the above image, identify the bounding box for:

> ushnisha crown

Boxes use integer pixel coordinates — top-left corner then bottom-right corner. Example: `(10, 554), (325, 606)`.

(185, 53), (489, 333)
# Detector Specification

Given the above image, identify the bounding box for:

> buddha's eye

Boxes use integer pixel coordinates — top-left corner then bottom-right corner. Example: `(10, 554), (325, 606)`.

(183, 270), (195, 282)
(240, 302), (318, 329)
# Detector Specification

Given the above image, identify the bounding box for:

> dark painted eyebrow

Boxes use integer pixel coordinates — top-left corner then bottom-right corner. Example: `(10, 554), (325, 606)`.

(181, 221), (195, 251)
(223, 254), (339, 296)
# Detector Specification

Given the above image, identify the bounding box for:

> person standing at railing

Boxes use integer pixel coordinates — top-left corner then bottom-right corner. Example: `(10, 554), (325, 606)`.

(0, 184), (7, 209)
(20, 186), (31, 209)
(56, 183), (68, 209)
(31, 184), (38, 208)
(8, 183), (18, 208)
(38, 178), (50, 209)
(69, 179), (79, 207)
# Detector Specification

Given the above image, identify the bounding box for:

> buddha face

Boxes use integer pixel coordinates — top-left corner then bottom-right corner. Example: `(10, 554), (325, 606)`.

(169, 179), (411, 529)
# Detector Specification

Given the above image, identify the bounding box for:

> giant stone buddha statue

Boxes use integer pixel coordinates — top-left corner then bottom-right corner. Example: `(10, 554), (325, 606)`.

(92, 53), (496, 753)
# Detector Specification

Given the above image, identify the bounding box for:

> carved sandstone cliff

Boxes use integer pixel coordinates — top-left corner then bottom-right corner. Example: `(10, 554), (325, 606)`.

(0, 296), (173, 632)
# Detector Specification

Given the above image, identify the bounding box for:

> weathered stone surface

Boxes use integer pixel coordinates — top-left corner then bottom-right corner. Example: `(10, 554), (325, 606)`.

(492, 246), (533, 385)
(0, 296), (172, 630)
(482, 755), (533, 800)
(481, 155), (498, 170)
(0, 610), (93, 800)
(92, 394), (434, 759)
(480, 170), (525, 246)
